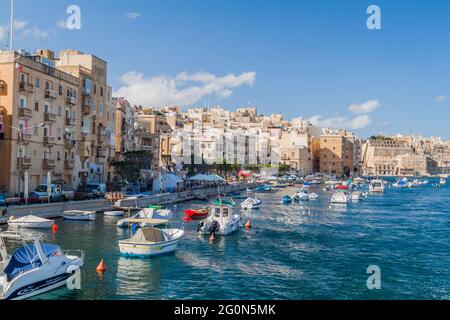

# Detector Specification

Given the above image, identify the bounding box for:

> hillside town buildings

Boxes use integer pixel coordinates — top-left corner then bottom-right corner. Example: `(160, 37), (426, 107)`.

(1, 48), (450, 195)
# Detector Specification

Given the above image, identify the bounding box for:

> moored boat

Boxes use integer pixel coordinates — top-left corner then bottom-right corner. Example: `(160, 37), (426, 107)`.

(331, 191), (349, 204)
(281, 195), (293, 204)
(117, 208), (171, 228)
(0, 232), (84, 300)
(118, 223), (184, 258)
(293, 189), (309, 202)
(104, 211), (124, 217)
(183, 207), (210, 221)
(62, 210), (96, 221)
(240, 197), (262, 209)
(7, 215), (54, 229)
(198, 202), (241, 236)
(369, 179), (385, 193)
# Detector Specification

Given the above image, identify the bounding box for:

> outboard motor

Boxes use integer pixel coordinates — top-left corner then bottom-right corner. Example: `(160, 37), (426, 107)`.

(210, 220), (220, 236)
(197, 221), (205, 233)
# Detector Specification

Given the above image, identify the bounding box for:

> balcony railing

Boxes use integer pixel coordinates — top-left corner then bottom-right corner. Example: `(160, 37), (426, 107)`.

(44, 112), (57, 122)
(65, 139), (76, 149)
(66, 96), (77, 105)
(43, 136), (56, 146)
(43, 158), (56, 169)
(65, 117), (76, 126)
(19, 82), (34, 93)
(45, 90), (57, 99)
(18, 156), (32, 169)
(20, 132), (32, 143)
(19, 107), (33, 118)
(96, 149), (107, 158)
(64, 160), (75, 169)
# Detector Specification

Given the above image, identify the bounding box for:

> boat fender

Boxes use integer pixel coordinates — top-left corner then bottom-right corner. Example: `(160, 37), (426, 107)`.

(131, 223), (138, 235)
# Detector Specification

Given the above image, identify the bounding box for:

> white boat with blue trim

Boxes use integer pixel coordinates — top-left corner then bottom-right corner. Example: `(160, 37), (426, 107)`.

(0, 232), (84, 300)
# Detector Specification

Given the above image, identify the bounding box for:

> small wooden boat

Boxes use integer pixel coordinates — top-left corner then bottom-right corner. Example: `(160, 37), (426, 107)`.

(104, 211), (124, 217)
(62, 210), (96, 221)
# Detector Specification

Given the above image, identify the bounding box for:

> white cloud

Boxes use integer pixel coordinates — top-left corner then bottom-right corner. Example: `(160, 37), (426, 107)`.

(13, 20), (28, 30)
(19, 26), (51, 41)
(114, 71), (256, 107)
(308, 114), (371, 130)
(126, 12), (141, 19)
(348, 99), (381, 114)
(56, 19), (67, 29)
(436, 95), (446, 103)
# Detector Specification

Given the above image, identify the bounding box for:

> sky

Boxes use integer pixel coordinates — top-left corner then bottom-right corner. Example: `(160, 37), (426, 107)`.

(1, 0), (450, 139)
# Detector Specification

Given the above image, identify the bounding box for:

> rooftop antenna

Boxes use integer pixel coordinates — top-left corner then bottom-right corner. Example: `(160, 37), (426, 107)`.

(9, 0), (14, 51)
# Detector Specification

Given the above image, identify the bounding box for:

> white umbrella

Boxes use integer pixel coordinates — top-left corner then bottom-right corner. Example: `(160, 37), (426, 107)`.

(24, 171), (29, 205)
(47, 171), (52, 203)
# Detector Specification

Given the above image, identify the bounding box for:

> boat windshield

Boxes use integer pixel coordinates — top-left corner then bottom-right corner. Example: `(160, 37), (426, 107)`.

(214, 208), (221, 217)
(223, 208), (229, 217)
(4, 243), (60, 282)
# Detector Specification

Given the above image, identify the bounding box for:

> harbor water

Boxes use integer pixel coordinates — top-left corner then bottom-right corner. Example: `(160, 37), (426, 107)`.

(2, 180), (450, 300)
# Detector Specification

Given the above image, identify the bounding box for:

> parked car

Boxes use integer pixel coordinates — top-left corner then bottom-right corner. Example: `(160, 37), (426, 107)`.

(75, 187), (98, 201)
(85, 183), (107, 197)
(34, 184), (73, 201)
(19, 192), (48, 205)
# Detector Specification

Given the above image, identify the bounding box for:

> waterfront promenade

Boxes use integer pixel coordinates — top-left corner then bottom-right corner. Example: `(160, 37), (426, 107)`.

(0, 182), (258, 224)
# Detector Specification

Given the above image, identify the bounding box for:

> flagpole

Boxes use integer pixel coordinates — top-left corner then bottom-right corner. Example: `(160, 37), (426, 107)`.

(9, 0), (14, 51)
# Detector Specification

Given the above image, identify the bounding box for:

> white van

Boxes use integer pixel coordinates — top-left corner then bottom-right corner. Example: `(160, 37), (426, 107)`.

(86, 183), (107, 197)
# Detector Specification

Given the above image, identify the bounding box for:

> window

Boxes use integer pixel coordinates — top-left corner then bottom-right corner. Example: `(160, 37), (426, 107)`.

(34, 127), (39, 135)
(100, 87), (103, 97)
(19, 96), (27, 109)
(94, 84), (97, 95)
(20, 73), (27, 83)
(34, 101), (39, 111)
(59, 85), (63, 95)
(43, 126), (48, 137)
(100, 103), (103, 114)
(57, 106), (62, 116)
(35, 78), (40, 88)
(44, 103), (50, 113)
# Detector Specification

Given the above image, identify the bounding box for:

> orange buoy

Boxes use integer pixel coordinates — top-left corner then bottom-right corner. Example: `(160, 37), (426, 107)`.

(52, 224), (59, 233)
(96, 259), (107, 273)
(245, 220), (252, 229)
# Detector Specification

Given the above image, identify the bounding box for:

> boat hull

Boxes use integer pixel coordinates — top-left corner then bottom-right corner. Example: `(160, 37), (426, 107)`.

(7, 221), (54, 229)
(119, 234), (183, 258)
(62, 213), (96, 221)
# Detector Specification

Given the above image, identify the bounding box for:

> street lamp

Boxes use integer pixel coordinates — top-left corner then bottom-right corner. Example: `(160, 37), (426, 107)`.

(10, 123), (45, 198)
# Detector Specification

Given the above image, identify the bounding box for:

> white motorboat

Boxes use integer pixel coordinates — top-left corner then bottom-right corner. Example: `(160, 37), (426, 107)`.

(351, 191), (363, 201)
(198, 202), (242, 236)
(331, 191), (349, 204)
(118, 223), (184, 258)
(7, 215), (54, 229)
(104, 211), (124, 217)
(440, 178), (446, 185)
(308, 193), (319, 200)
(62, 210), (96, 221)
(240, 197), (262, 210)
(0, 233), (84, 300)
(117, 208), (171, 228)
(393, 178), (408, 188)
(369, 179), (385, 193)
(294, 189), (309, 201)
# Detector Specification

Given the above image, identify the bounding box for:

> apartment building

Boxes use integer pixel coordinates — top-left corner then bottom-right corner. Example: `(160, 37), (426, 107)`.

(56, 49), (116, 185)
(319, 130), (355, 177)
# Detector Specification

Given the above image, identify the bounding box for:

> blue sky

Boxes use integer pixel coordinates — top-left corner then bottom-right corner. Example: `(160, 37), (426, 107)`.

(1, 0), (450, 138)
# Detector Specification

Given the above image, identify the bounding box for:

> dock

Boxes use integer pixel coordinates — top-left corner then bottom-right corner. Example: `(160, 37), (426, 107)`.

(0, 182), (258, 225)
